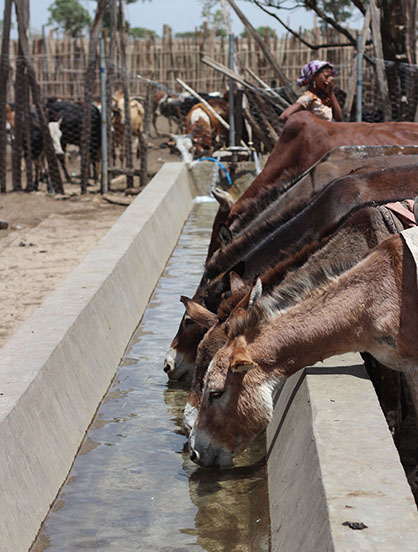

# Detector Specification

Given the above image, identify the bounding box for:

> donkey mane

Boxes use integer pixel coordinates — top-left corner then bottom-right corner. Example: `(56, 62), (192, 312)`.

(205, 193), (308, 279)
(232, 165), (418, 279)
(230, 169), (301, 234)
(224, 203), (409, 341)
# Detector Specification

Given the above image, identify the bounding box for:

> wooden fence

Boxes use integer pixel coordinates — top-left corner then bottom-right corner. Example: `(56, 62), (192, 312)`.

(6, 25), (360, 102)
(5, 24), (418, 123)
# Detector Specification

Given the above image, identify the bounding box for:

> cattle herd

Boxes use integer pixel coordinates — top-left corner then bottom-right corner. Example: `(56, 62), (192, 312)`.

(5, 88), (235, 191)
(162, 112), (418, 501)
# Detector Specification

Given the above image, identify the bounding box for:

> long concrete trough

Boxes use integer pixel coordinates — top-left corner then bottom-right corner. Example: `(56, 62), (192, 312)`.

(1, 161), (417, 551)
(0, 163), (198, 552)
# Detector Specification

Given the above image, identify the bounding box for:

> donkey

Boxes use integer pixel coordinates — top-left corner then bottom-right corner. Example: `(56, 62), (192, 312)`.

(224, 145), (418, 244)
(188, 230), (418, 468)
(205, 113), (418, 257)
(164, 165), (418, 380)
(181, 204), (410, 432)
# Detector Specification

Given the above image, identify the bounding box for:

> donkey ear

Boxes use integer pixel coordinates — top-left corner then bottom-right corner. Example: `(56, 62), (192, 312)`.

(212, 187), (234, 212)
(180, 296), (218, 328)
(248, 278), (263, 310)
(230, 336), (257, 373)
(229, 271), (246, 294)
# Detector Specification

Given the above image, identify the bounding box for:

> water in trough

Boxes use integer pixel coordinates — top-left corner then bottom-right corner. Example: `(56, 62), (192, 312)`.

(31, 199), (270, 552)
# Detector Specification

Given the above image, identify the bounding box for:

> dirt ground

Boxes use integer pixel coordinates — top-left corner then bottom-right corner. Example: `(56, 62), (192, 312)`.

(0, 124), (180, 348)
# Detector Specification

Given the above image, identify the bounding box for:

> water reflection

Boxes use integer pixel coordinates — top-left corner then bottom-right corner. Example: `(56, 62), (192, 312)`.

(31, 201), (270, 552)
(183, 437), (270, 552)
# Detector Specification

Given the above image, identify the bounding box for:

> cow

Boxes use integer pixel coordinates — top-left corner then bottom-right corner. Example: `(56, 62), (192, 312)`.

(6, 103), (64, 191)
(26, 113), (64, 191)
(188, 229), (418, 468)
(155, 91), (224, 136)
(205, 111), (418, 258)
(112, 90), (145, 160)
(184, 99), (229, 156)
(46, 98), (101, 184)
(6, 102), (14, 131)
(152, 91), (182, 136)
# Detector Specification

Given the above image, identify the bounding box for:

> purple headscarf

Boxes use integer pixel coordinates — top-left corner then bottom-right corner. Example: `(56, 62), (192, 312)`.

(297, 60), (335, 87)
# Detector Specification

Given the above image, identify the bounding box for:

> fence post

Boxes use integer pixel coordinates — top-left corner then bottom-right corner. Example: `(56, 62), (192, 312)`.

(228, 33), (235, 148)
(356, 33), (363, 122)
(139, 82), (152, 189)
(99, 35), (108, 194)
(0, 0), (12, 194)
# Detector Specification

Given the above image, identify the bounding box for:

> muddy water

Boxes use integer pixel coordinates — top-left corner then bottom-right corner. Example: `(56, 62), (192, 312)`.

(31, 199), (270, 552)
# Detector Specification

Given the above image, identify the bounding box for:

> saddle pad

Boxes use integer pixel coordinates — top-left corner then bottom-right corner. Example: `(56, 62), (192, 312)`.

(401, 227), (418, 283)
(385, 200), (417, 228)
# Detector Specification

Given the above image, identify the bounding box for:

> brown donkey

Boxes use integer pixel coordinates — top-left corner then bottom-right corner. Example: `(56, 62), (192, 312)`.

(189, 230), (418, 468)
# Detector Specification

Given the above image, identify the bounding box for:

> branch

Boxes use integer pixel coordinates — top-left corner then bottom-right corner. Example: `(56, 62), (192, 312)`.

(252, 0), (357, 49)
(349, 0), (367, 16)
(303, 0), (358, 46)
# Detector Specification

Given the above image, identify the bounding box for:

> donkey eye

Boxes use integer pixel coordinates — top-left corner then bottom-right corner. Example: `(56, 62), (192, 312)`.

(209, 390), (224, 401)
(184, 316), (195, 328)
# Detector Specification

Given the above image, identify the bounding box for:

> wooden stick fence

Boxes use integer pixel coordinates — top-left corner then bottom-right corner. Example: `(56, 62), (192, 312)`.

(5, 26), (360, 102)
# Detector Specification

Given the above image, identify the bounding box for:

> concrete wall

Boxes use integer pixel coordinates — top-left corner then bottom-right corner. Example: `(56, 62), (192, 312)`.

(267, 353), (418, 551)
(0, 163), (196, 552)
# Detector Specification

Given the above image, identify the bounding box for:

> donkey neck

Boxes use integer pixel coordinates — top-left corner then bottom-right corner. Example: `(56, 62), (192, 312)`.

(247, 256), (391, 379)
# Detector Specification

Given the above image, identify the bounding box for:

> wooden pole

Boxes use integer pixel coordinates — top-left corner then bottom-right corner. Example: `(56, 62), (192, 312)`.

(139, 82), (153, 188)
(225, 0), (297, 99)
(14, 0), (64, 193)
(245, 67), (291, 109)
(343, 6), (371, 120)
(0, 0), (13, 193)
(118, 0), (134, 189)
(105, 0), (117, 189)
(369, 0), (391, 121)
(11, 0), (28, 191)
(80, 0), (107, 193)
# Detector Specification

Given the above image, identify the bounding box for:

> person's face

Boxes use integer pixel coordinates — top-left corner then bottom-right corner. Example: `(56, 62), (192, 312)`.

(312, 67), (334, 92)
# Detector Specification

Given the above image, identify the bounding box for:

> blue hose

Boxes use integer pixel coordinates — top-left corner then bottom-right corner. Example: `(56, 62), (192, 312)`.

(196, 156), (232, 188)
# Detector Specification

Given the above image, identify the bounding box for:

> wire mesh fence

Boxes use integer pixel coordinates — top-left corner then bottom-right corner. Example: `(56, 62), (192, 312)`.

(2, 31), (418, 194)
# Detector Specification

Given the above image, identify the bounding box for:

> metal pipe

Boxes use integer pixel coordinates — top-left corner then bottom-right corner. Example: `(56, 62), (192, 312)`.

(356, 33), (363, 123)
(228, 33), (235, 148)
(99, 35), (108, 194)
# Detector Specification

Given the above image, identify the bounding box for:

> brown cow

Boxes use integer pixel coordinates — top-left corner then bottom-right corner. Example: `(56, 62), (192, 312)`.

(6, 102), (14, 129)
(185, 99), (228, 156)
(189, 230), (418, 468)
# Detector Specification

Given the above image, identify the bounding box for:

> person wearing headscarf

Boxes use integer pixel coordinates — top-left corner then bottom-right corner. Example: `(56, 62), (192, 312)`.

(279, 60), (343, 124)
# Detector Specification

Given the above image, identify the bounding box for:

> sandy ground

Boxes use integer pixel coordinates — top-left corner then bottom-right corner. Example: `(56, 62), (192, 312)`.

(0, 123), (180, 349)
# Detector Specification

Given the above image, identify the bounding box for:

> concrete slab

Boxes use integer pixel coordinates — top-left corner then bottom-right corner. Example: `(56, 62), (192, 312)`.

(267, 354), (418, 551)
